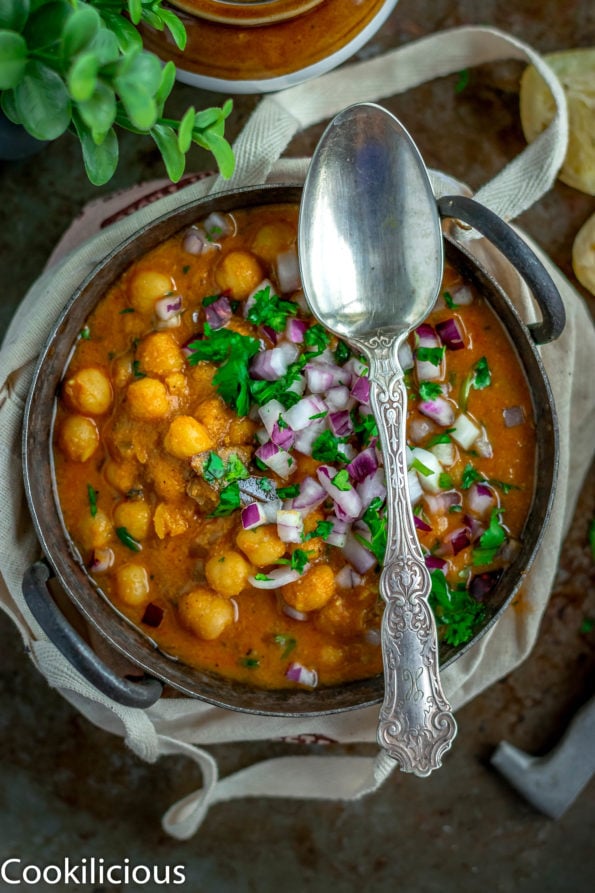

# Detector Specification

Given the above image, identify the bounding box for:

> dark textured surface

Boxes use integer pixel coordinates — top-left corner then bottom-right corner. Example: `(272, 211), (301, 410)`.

(1, 1), (594, 890)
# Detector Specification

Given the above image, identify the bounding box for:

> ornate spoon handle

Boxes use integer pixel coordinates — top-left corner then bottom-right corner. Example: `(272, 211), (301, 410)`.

(363, 333), (457, 776)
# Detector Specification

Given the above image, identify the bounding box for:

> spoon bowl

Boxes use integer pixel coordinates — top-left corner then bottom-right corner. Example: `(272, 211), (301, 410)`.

(299, 103), (457, 775)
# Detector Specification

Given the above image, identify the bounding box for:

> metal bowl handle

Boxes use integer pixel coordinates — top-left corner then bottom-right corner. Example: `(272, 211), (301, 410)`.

(22, 561), (163, 708)
(437, 195), (566, 345)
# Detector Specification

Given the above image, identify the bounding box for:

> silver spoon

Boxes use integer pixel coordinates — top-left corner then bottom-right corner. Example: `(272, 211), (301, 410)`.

(298, 102), (457, 775)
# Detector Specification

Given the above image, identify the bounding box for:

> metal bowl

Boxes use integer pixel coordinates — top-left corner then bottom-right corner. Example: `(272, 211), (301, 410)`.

(21, 184), (564, 714)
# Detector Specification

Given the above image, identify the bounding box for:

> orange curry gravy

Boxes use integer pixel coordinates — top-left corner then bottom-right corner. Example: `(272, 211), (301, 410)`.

(53, 203), (535, 690)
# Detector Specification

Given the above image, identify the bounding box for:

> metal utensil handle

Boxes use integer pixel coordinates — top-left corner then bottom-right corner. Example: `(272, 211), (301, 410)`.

(22, 561), (163, 708)
(365, 335), (457, 775)
(438, 194), (565, 345)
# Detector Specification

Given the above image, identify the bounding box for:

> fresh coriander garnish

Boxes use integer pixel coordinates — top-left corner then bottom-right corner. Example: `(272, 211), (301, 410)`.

(116, 527), (141, 552)
(273, 634), (297, 660)
(411, 457), (433, 477)
(334, 341), (351, 364)
(419, 381), (443, 400)
(443, 291), (458, 309)
(87, 484), (97, 518)
(472, 509), (507, 566)
(416, 346), (445, 366)
(209, 482), (241, 517)
(303, 324), (331, 355)
(303, 520), (333, 541)
(132, 360), (145, 378)
(186, 324), (260, 417)
(79, 326), (91, 340)
(331, 469), (352, 491)
(202, 452), (226, 482)
(276, 484), (300, 499)
(351, 410), (378, 446)
(311, 430), (349, 464)
(429, 569), (485, 646)
(246, 285), (297, 332)
(354, 497), (386, 564)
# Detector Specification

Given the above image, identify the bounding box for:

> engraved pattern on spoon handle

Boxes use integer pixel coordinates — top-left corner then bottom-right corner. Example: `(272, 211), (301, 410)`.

(365, 335), (457, 776)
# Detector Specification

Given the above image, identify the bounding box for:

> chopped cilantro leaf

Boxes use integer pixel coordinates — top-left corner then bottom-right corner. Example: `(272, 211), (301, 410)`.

(443, 291), (458, 309)
(249, 358), (306, 408)
(419, 382), (443, 400)
(273, 634), (297, 659)
(488, 478), (520, 495)
(331, 469), (352, 491)
(187, 325), (260, 417)
(311, 430), (349, 464)
(87, 484), (97, 518)
(225, 453), (249, 483)
(439, 472), (453, 490)
(203, 452), (226, 482)
(290, 549), (311, 574)
(580, 617), (594, 634)
(356, 496), (386, 564)
(254, 573), (273, 581)
(132, 360), (145, 379)
(277, 484), (300, 499)
(210, 482), (241, 517)
(473, 356), (491, 390)
(240, 655), (260, 668)
(303, 520), (334, 542)
(427, 433), (452, 447)
(119, 307), (134, 314)
(304, 324), (331, 356)
(246, 285), (297, 332)
(80, 326), (91, 340)
(202, 293), (221, 307)
(473, 508), (507, 566)
(116, 527), (141, 552)
(411, 457), (433, 477)
(429, 569), (485, 646)
(334, 341), (351, 364)
(455, 68), (470, 94)
(416, 346), (445, 366)
(461, 463), (484, 489)
(309, 411), (328, 420)
(182, 265), (191, 274)
(351, 410), (378, 446)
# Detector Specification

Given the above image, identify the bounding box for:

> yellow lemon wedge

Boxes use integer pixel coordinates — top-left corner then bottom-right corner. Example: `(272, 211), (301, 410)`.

(572, 212), (595, 295)
(520, 48), (595, 195)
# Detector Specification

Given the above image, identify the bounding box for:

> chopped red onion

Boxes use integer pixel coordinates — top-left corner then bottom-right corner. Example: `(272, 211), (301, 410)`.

(283, 395), (327, 431)
(241, 502), (268, 530)
(356, 468), (387, 511)
(183, 227), (208, 255)
(347, 446), (378, 483)
(351, 375), (370, 405)
(249, 566), (303, 590)
(325, 516), (350, 548)
(503, 405), (526, 428)
(475, 430), (494, 459)
(423, 490), (462, 515)
(450, 413), (480, 449)
(325, 386), (352, 411)
(430, 440), (456, 467)
(335, 565), (363, 588)
(415, 323), (439, 344)
(154, 294), (182, 321)
(90, 547), (114, 573)
(276, 509), (304, 543)
(469, 569), (503, 600)
(282, 603), (309, 622)
(425, 555), (448, 572)
(250, 346), (293, 381)
(419, 397), (455, 427)
(398, 340), (414, 371)
(275, 247), (301, 293)
(258, 399), (285, 436)
(305, 362), (350, 393)
(204, 295), (232, 330)
(293, 418), (327, 455)
(286, 317), (308, 343)
(262, 500), (283, 524)
(271, 421), (295, 450)
(414, 515), (432, 533)
(254, 441), (294, 479)
(260, 325), (278, 344)
(409, 417), (436, 444)
(451, 285), (474, 305)
(285, 661), (318, 688)
(141, 602), (164, 628)
(342, 530), (377, 573)
(463, 514), (485, 542)
(202, 211), (234, 240)
(467, 482), (495, 515)
(414, 324), (444, 381)
(343, 356), (367, 378)
(288, 476), (327, 513)
(409, 446), (443, 494)
(317, 465), (363, 520)
(436, 317), (465, 350)
(328, 410), (353, 438)
(446, 526), (471, 555)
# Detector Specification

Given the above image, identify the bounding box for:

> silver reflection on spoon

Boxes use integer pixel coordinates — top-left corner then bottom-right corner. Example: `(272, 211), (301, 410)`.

(298, 102), (457, 775)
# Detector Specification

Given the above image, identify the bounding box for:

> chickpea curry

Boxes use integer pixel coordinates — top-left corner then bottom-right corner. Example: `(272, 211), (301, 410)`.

(53, 202), (535, 691)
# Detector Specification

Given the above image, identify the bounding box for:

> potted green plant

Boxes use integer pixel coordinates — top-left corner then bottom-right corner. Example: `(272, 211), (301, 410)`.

(0, 0), (234, 183)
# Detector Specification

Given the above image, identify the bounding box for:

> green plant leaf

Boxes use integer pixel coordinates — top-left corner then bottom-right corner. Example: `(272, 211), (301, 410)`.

(88, 26), (120, 66)
(157, 7), (187, 51)
(177, 105), (195, 153)
(150, 121), (185, 181)
(73, 110), (118, 184)
(14, 59), (71, 140)
(127, 0), (142, 26)
(62, 4), (101, 59)
(1, 87), (20, 122)
(0, 30), (27, 89)
(67, 51), (98, 102)
(154, 59), (175, 113)
(114, 51), (161, 130)
(0, 0), (30, 32)
(99, 9), (142, 54)
(195, 127), (235, 178)
(23, 1), (71, 52)
(77, 80), (116, 142)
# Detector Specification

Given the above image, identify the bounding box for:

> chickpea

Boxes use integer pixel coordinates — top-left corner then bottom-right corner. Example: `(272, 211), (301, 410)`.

(283, 564), (336, 613)
(103, 460), (139, 494)
(194, 396), (233, 443)
(178, 587), (234, 640)
(164, 415), (213, 459)
(153, 503), (189, 539)
(128, 269), (173, 315)
(236, 525), (286, 568)
(78, 509), (113, 552)
(116, 564), (150, 606)
(112, 355), (133, 389)
(188, 361), (218, 401)
(58, 414), (99, 462)
(113, 500), (152, 541)
(205, 550), (252, 597)
(136, 332), (185, 377)
(228, 416), (257, 445)
(165, 372), (188, 398)
(215, 250), (263, 300)
(315, 593), (367, 637)
(126, 377), (169, 420)
(147, 456), (187, 502)
(63, 367), (113, 415)
(251, 221), (296, 263)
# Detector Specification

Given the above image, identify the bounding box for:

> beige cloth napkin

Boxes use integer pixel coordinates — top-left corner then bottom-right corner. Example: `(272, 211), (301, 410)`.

(1, 26), (594, 840)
